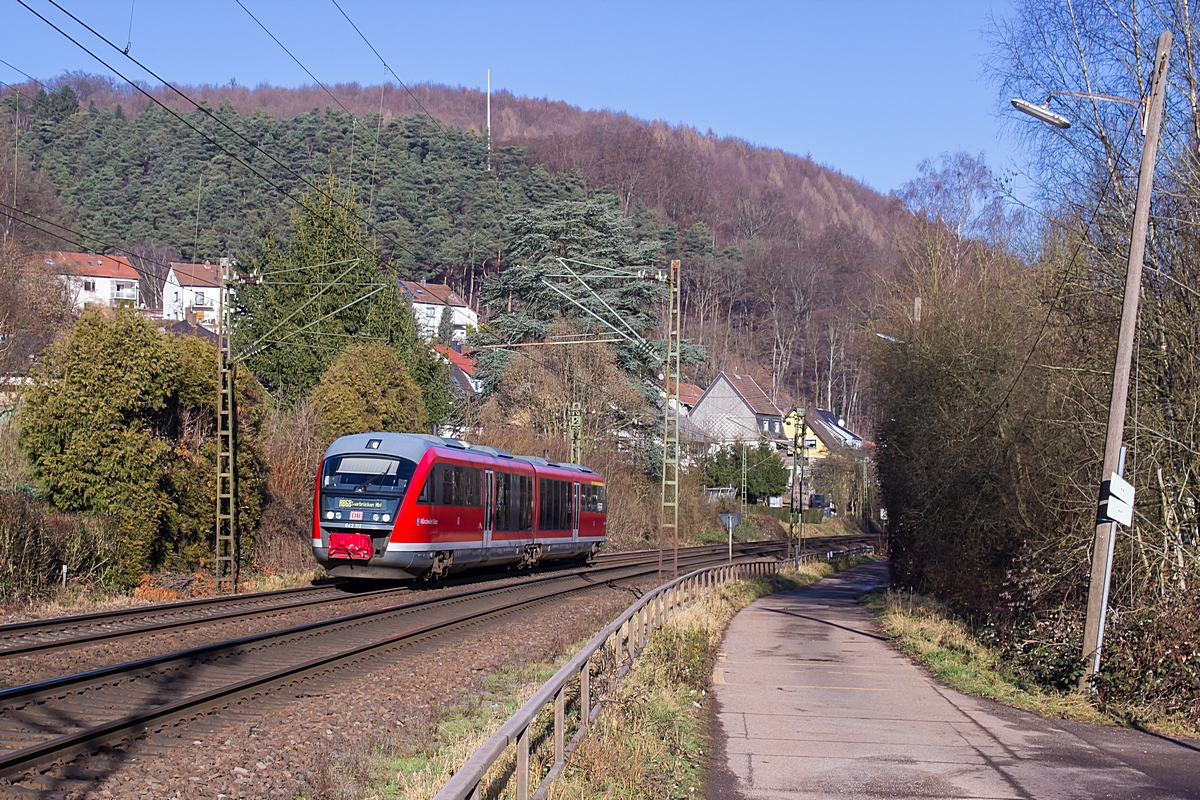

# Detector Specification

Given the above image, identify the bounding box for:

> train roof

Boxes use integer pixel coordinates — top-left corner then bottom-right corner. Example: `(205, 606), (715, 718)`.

(323, 432), (598, 475)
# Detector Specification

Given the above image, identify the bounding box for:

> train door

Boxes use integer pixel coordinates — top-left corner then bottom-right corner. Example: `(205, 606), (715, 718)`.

(483, 469), (494, 550)
(572, 481), (580, 541)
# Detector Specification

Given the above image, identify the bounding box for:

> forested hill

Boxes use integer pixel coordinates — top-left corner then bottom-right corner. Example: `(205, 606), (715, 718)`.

(3, 75), (902, 418)
(17, 75), (897, 250)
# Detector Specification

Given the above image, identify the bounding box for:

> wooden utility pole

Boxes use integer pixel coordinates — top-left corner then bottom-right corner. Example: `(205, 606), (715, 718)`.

(1081, 31), (1172, 685)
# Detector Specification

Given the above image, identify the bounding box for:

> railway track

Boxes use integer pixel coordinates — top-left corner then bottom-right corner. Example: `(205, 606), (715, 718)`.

(0, 539), (831, 660)
(0, 541), (792, 788)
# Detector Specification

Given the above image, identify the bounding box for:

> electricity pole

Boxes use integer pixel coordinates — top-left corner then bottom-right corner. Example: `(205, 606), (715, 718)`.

(568, 401), (583, 463)
(1081, 30), (1172, 685)
(784, 409), (806, 569)
(215, 257), (238, 594)
(659, 259), (682, 577)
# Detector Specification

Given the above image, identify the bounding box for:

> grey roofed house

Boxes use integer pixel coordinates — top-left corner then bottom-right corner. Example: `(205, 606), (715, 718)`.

(688, 371), (785, 445)
(806, 408), (863, 450)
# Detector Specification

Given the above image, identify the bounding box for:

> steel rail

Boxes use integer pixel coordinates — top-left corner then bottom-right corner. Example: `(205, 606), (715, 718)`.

(0, 544), (782, 784)
(0, 540), (804, 658)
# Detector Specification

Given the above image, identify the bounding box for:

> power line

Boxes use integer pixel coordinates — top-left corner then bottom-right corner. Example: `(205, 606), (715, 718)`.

(26, 0), (421, 266)
(0, 199), (178, 273)
(328, 0), (443, 131)
(233, 1), (391, 221)
(234, 0), (365, 126)
(0, 58), (48, 89)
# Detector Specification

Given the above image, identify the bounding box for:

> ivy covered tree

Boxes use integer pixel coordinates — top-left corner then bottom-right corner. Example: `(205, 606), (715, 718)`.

(17, 311), (265, 585)
(704, 439), (789, 503)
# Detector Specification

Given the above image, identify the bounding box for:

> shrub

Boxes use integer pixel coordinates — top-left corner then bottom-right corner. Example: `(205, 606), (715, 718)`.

(0, 489), (118, 602)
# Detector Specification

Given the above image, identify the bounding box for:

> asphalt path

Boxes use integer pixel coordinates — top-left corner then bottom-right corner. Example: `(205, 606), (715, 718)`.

(708, 561), (1200, 799)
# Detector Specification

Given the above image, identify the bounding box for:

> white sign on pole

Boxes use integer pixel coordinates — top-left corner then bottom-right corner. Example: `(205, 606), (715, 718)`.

(1100, 472), (1135, 527)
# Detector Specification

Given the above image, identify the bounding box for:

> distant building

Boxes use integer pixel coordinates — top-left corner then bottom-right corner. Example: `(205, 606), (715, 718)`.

(434, 343), (483, 397)
(805, 408), (864, 456)
(41, 251), (141, 311)
(648, 377), (705, 416)
(163, 262), (221, 328)
(155, 319), (219, 346)
(399, 280), (478, 342)
(689, 371), (785, 446)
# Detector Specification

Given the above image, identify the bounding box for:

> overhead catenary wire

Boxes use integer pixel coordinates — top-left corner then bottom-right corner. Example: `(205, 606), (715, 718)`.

(24, 0), (422, 267)
(329, 0), (443, 132)
(234, 1), (403, 221)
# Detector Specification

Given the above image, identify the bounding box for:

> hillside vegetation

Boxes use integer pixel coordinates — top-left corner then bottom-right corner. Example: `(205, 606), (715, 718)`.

(3, 75), (898, 422)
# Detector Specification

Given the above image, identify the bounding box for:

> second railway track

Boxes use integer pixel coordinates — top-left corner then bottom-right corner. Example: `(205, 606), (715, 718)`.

(0, 541), (797, 787)
(0, 539), (837, 660)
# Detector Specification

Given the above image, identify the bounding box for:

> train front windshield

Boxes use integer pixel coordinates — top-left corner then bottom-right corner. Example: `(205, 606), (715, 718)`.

(320, 455), (418, 526)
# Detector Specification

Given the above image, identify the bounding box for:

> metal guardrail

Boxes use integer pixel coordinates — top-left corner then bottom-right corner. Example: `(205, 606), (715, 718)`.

(825, 544), (876, 560)
(433, 557), (788, 800)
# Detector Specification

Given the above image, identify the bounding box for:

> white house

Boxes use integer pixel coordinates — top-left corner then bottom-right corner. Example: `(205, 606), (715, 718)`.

(399, 280), (478, 342)
(163, 262), (221, 328)
(42, 251), (141, 311)
(688, 371), (786, 446)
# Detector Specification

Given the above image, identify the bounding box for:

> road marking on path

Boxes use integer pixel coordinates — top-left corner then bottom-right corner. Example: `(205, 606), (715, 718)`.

(713, 668), (726, 684)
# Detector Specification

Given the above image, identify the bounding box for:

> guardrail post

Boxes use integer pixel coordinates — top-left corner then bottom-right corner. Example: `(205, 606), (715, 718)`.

(467, 781), (481, 800)
(554, 685), (565, 767)
(628, 617), (636, 662)
(580, 658), (590, 731)
(517, 724), (530, 800)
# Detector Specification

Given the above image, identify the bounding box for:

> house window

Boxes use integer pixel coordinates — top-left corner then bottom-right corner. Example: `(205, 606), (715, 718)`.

(196, 291), (205, 304)
(805, 437), (818, 449)
(83, 280), (95, 292)
(174, 292), (180, 303)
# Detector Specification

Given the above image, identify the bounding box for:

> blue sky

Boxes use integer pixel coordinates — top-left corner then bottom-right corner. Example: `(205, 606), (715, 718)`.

(2, 0), (1017, 196)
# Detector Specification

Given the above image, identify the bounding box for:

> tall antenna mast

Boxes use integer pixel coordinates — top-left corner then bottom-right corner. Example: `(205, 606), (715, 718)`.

(486, 68), (492, 171)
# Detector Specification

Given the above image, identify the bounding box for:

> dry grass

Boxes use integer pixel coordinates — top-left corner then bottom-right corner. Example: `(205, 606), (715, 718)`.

(865, 589), (1200, 740)
(863, 590), (1107, 724)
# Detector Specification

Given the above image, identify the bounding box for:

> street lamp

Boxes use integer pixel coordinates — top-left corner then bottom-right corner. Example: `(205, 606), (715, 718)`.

(1011, 30), (1173, 686)
(1010, 98), (1071, 129)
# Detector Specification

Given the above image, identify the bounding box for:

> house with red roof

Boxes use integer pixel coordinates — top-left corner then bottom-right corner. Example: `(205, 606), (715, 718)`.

(163, 262), (221, 328)
(399, 280), (478, 342)
(41, 251), (141, 311)
(648, 377), (705, 416)
(433, 343), (482, 397)
(688, 370), (786, 445)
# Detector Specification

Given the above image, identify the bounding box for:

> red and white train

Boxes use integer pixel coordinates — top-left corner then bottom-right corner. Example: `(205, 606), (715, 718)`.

(312, 433), (606, 580)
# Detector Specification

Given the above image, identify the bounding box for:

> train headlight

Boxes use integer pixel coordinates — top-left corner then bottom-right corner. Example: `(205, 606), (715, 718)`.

(372, 513), (380, 521)
(325, 511), (334, 520)
(335, 512), (343, 520)
(382, 514), (391, 522)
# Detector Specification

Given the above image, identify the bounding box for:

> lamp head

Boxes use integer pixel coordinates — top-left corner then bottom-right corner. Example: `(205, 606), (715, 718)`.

(1011, 98), (1071, 129)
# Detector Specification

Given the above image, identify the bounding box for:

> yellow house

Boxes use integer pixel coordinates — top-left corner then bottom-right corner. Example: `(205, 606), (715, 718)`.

(785, 408), (863, 460)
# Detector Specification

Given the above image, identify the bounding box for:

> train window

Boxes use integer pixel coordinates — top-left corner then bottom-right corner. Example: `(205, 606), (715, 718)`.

(417, 463), (483, 506)
(581, 483), (606, 513)
(539, 478), (573, 531)
(322, 456), (416, 494)
(517, 475), (533, 531)
(495, 472), (534, 531)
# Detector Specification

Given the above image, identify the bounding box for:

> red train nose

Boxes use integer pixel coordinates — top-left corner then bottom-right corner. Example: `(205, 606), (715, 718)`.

(328, 532), (373, 560)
